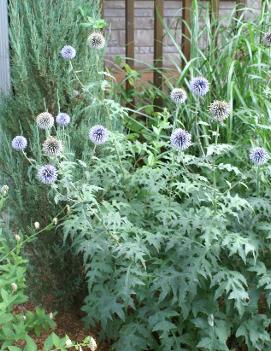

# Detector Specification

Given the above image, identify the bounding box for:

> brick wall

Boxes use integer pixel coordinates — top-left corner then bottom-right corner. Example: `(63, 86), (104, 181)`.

(104, 0), (261, 67)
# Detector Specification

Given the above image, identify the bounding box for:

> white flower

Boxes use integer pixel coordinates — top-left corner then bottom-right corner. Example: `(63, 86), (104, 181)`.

(11, 283), (18, 292)
(34, 222), (40, 230)
(65, 339), (73, 348)
(1, 185), (9, 195)
(89, 336), (97, 351)
(53, 218), (58, 225)
(14, 234), (21, 242)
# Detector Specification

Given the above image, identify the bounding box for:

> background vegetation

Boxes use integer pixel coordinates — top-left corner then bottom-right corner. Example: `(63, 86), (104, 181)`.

(1, 0), (271, 350)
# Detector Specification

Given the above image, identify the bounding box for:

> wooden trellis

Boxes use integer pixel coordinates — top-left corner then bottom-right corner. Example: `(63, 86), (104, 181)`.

(0, 0), (250, 95)
(101, 0), (247, 95)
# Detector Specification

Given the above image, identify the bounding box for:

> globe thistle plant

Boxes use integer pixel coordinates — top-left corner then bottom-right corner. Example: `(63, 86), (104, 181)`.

(87, 32), (106, 49)
(42, 137), (63, 157)
(249, 147), (269, 166)
(89, 125), (109, 145)
(11, 136), (27, 151)
(170, 88), (187, 104)
(56, 112), (71, 127)
(170, 128), (192, 151)
(263, 32), (271, 46)
(189, 76), (209, 97)
(60, 45), (76, 60)
(37, 164), (58, 185)
(36, 112), (54, 130)
(209, 100), (231, 122)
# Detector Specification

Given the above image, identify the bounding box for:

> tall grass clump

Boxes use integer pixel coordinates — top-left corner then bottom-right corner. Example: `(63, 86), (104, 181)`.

(0, 0), (108, 306)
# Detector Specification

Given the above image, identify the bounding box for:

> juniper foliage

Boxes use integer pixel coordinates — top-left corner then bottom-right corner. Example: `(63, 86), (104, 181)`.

(0, 0), (106, 306)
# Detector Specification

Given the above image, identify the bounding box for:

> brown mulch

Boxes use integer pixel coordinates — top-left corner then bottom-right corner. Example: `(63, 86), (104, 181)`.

(13, 302), (252, 351)
(13, 302), (110, 350)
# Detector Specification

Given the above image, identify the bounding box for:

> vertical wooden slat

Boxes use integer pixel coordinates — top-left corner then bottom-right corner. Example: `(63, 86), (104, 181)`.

(210, 0), (220, 20)
(0, 0), (11, 94)
(100, 0), (104, 17)
(154, 0), (164, 109)
(210, 0), (219, 45)
(182, 0), (192, 68)
(125, 0), (135, 104)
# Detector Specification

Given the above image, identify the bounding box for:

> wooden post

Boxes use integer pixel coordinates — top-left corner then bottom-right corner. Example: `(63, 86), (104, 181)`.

(125, 0), (135, 107)
(210, 0), (220, 20)
(100, 0), (104, 17)
(0, 0), (11, 94)
(182, 0), (192, 68)
(154, 0), (164, 109)
(210, 0), (220, 42)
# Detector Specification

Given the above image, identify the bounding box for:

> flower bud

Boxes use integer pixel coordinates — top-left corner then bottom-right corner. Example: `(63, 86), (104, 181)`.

(14, 234), (21, 242)
(1, 185), (9, 195)
(49, 312), (54, 319)
(72, 90), (80, 98)
(11, 282), (18, 292)
(52, 217), (58, 225)
(34, 222), (40, 230)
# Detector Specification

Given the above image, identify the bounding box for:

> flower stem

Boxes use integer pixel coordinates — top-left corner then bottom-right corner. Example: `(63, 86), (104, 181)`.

(213, 125), (220, 213)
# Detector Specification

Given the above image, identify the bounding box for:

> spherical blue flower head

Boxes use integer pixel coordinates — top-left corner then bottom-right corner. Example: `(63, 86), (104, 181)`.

(60, 45), (76, 60)
(249, 147), (269, 166)
(89, 125), (109, 145)
(56, 113), (71, 127)
(37, 164), (58, 185)
(170, 88), (187, 104)
(189, 76), (209, 97)
(170, 128), (192, 151)
(11, 136), (27, 151)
